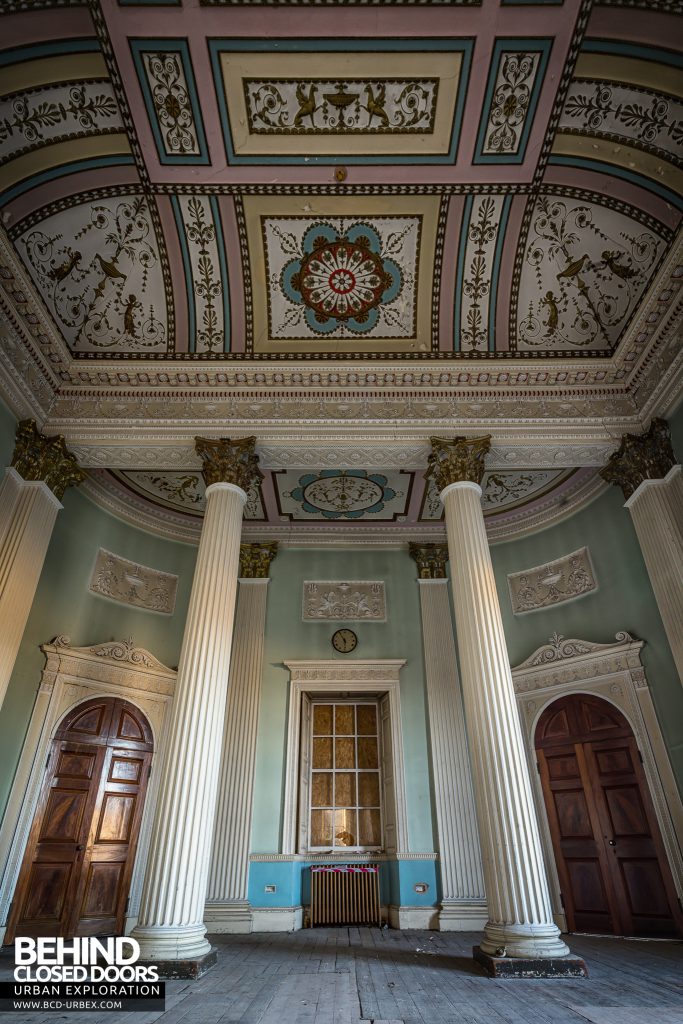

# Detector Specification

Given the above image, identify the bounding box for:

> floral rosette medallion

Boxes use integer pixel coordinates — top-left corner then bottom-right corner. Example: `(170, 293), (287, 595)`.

(282, 222), (402, 334)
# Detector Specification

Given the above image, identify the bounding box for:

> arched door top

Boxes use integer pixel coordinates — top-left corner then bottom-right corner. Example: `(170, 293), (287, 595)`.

(536, 692), (632, 749)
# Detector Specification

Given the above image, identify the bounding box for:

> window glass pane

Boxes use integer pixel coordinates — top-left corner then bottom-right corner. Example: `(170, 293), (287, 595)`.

(335, 705), (354, 735)
(333, 809), (357, 847)
(335, 772), (356, 807)
(311, 772), (332, 807)
(312, 737), (333, 769)
(358, 808), (382, 847)
(358, 772), (380, 807)
(313, 705), (332, 735)
(356, 705), (377, 736)
(335, 737), (356, 769)
(311, 809), (333, 846)
(358, 737), (378, 769)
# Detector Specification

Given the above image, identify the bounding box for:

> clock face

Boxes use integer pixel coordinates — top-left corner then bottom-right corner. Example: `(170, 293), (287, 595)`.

(332, 629), (357, 654)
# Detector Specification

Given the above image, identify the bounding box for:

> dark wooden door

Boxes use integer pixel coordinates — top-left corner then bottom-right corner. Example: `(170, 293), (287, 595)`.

(536, 693), (683, 938)
(5, 697), (153, 942)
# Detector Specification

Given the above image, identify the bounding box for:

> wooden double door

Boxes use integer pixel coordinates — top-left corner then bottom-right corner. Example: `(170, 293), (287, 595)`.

(6, 696), (153, 942)
(536, 693), (683, 938)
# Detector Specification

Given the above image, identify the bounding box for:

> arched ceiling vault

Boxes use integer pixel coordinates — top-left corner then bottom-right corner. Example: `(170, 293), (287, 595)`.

(0, 0), (681, 541)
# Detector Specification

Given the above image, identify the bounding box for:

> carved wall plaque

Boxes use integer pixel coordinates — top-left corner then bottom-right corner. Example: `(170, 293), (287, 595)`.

(303, 581), (386, 622)
(89, 548), (178, 615)
(507, 546), (596, 615)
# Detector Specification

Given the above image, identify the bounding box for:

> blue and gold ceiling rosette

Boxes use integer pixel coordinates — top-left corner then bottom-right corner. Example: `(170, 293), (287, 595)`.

(281, 222), (402, 335)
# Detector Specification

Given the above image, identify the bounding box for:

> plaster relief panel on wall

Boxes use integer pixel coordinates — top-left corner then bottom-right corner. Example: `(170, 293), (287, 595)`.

(303, 581), (386, 622)
(89, 548), (179, 615)
(507, 546), (597, 615)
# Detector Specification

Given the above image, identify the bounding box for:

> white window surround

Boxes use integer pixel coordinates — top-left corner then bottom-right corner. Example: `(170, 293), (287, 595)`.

(282, 660), (409, 857)
(0, 637), (176, 944)
(512, 631), (683, 933)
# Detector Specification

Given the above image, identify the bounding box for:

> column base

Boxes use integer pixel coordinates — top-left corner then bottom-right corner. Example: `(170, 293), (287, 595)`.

(204, 900), (252, 933)
(140, 949), (218, 980)
(438, 900), (488, 932)
(480, 921), (570, 958)
(131, 923), (212, 962)
(473, 946), (588, 978)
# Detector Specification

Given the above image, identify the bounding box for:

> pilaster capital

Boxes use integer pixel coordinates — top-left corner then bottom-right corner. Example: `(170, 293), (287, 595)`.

(426, 435), (491, 492)
(600, 418), (677, 499)
(195, 435), (263, 492)
(408, 542), (449, 579)
(239, 542), (278, 578)
(11, 419), (84, 499)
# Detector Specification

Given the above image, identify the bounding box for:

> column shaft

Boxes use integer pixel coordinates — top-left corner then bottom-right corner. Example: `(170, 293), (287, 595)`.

(205, 578), (269, 932)
(0, 468), (61, 709)
(442, 481), (568, 958)
(625, 466), (683, 683)
(133, 482), (246, 961)
(417, 578), (487, 930)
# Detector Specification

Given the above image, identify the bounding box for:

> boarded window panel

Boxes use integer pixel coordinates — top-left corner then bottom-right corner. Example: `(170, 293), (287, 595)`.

(335, 772), (356, 807)
(334, 809), (357, 847)
(313, 737), (333, 769)
(358, 737), (379, 769)
(359, 808), (382, 847)
(359, 772), (380, 807)
(311, 772), (332, 807)
(335, 705), (354, 735)
(313, 705), (333, 736)
(335, 737), (356, 769)
(311, 809), (333, 846)
(357, 705), (377, 736)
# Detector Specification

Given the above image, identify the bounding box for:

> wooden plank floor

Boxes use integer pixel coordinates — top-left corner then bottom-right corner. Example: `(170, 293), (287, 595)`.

(1, 929), (682, 1024)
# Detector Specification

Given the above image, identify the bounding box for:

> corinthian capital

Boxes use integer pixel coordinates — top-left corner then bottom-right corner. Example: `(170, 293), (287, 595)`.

(600, 419), (677, 499)
(408, 543), (448, 579)
(426, 435), (491, 492)
(11, 419), (84, 499)
(239, 542), (278, 578)
(195, 435), (263, 492)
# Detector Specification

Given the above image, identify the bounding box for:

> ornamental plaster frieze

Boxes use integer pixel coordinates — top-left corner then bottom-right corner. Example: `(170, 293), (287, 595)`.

(512, 632), (644, 696)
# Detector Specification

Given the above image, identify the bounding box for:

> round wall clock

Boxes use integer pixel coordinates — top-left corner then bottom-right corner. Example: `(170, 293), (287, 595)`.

(331, 629), (357, 654)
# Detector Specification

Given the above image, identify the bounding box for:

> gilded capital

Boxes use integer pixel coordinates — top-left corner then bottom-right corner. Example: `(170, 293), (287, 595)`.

(425, 435), (491, 492)
(195, 435), (263, 492)
(409, 543), (449, 579)
(11, 419), (84, 500)
(239, 542), (278, 578)
(600, 418), (676, 500)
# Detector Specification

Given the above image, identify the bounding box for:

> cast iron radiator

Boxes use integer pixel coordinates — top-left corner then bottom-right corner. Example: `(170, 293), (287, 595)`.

(309, 864), (381, 927)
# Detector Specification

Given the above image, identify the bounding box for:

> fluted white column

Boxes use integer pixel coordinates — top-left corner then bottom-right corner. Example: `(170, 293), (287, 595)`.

(0, 421), (83, 711)
(602, 421), (682, 686)
(205, 543), (276, 933)
(414, 565), (487, 930)
(133, 437), (261, 964)
(430, 436), (569, 960)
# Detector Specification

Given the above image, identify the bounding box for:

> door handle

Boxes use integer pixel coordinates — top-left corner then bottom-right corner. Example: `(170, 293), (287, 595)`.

(76, 844), (85, 851)
(608, 840), (616, 846)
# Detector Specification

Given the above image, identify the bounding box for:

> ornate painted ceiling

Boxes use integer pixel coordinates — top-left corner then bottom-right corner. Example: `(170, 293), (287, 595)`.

(0, 0), (681, 541)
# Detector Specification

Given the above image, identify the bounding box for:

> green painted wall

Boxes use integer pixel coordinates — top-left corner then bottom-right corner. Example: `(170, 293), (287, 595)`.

(490, 432), (683, 795)
(251, 546), (436, 855)
(0, 403), (198, 819)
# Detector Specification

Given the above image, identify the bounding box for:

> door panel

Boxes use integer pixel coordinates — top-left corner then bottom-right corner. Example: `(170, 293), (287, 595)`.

(6, 697), (153, 943)
(536, 694), (683, 939)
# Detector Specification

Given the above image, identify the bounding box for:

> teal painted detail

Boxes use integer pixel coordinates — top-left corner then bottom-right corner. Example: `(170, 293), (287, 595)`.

(488, 194), (512, 352)
(210, 196), (231, 353)
(474, 39), (553, 165)
(251, 546), (434, 855)
(129, 39), (209, 165)
(0, 39), (100, 68)
(0, 156), (135, 206)
(288, 470), (398, 519)
(171, 196), (196, 353)
(453, 195), (472, 352)
(581, 38), (683, 69)
(490, 478), (683, 798)
(208, 38), (473, 166)
(547, 156), (683, 211)
(247, 859), (435, 911)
